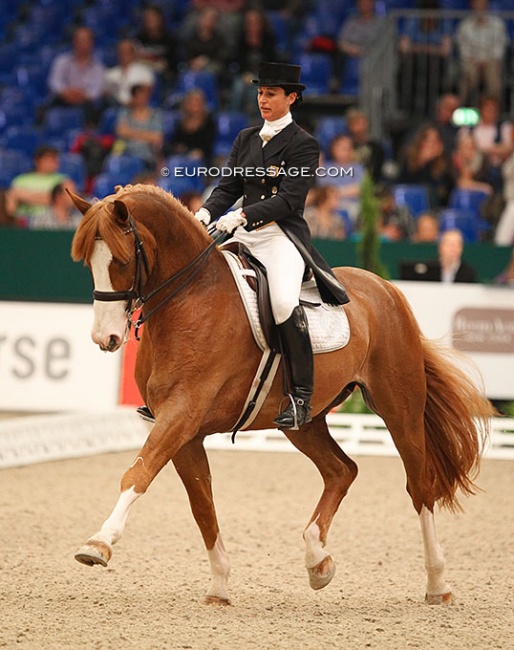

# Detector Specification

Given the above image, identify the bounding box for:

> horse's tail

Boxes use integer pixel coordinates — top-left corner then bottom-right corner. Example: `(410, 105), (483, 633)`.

(421, 337), (495, 512)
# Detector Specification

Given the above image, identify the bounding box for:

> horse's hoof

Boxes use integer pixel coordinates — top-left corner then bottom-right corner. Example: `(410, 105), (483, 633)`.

(425, 591), (453, 605)
(203, 595), (231, 606)
(307, 555), (336, 590)
(74, 540), (112, 567)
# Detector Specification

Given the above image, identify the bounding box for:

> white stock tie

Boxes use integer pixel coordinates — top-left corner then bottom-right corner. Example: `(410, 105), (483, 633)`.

(259, 124), (276, 145)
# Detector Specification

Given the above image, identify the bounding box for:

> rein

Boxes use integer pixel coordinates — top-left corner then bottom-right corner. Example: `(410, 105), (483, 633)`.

(93, 213), (219, 340)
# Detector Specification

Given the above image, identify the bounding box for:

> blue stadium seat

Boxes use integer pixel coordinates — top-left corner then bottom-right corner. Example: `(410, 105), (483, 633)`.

(167, 71), (219, 110)
(104, 154), (145, 185)
(159, 174), (203, 197)
(43, 107), (85, 136)
(1, 126), (43, 157)
(341, 56), (360, 96)
(162, 109), (179, 139)
(99, 106), (119, 135)
(314, 116), (348, 156)
(165, 155), (205, 192)
(59, 152), (87, 191)
(0, 149), (33, 189)
(393, 184), (430, 217)
(297, 54), (332, 95)
(438, 208), (479, 243)
(448, 188), (489, 218)
(91, 173), (118, 198)
(214, 112), (249, 157)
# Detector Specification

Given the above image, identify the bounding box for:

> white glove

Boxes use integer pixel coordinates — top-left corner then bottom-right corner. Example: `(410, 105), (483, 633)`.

(215, 209), (247, 233)
(194, 207), (211, 226)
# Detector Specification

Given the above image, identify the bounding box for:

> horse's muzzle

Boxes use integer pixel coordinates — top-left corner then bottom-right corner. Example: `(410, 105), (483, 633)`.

(99, 335), (122, 352)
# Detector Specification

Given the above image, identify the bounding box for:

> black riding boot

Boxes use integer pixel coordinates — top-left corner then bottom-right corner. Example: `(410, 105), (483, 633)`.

(273, 305), (314, 430)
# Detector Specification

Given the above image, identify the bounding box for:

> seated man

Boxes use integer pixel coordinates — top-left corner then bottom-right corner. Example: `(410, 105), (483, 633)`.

(9, 146), (71, 228)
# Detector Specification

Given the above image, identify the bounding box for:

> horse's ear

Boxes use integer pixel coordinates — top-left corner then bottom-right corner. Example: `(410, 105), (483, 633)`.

(113, 199), (130, 223)
(66, 190), (92, 215)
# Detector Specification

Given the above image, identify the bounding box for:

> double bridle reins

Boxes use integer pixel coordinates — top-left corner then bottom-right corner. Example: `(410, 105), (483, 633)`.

(93, 214), (219, 339)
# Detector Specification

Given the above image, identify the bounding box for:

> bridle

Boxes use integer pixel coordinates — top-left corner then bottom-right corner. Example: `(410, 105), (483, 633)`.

(93, 213), (218, 340)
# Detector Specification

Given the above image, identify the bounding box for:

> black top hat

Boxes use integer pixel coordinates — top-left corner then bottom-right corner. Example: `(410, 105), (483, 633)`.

(252, 62), (306, 92)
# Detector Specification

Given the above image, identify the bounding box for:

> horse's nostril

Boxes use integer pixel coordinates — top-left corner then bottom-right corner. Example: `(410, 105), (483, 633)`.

(107, 335), (120, 351)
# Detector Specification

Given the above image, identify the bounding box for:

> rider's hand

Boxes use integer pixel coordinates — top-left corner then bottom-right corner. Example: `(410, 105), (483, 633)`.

(194, 207), (211, 226)
(215, 209), (247, 234)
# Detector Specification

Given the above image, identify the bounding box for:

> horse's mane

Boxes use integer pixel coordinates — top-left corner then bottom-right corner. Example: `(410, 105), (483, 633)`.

(71, 184), (201, 264)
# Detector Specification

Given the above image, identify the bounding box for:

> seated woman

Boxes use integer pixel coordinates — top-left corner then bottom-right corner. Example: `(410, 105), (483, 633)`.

(317, 134), (365, 224)
(304, 186), (348, 240)
(165, 89), (216, 164)
(397, 124), (454, 210)
(115, 84), (164, 170)
(452, 133), (494, 195)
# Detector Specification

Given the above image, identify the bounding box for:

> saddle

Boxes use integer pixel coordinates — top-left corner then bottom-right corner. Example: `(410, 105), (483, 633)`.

(221, 242), (318, 352)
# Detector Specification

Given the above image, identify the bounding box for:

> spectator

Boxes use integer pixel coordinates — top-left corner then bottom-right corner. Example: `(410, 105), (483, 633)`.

(494, 150), (514, 246)
(433, 93), (460, 156)
(9, 145), (70, 227)
(318, 134), (366, 223)
(377, 185), (416, 240)
(0, 190), (16, 226)
(104, 39), (155, 107)
(412, 212), (440, 242)
(183, 8), (227, 77)
(165, 89), (216, 163)
(34, 182), (82, 230)
(47, 26), (105, 121)
(346, 107), (385, 183)
(132, 171), (159, 185)
(455, 0), (507, 107)
(397, 124), (454, 209)
(397, 0), (453, 115)
(69, 118), (114, 193)
(229, 9), (277, 114)
(435, 228), (477, 283)
(179, 190), (204, 212)
(337, 0), (383, 84)
(304, 186), (348, 240)
(134, 5), (178, 77)
(182, 0), (246, 60)
(115, 84), (164, 170)
(459, 95), (513, 192)
(452, 133), (494, 195)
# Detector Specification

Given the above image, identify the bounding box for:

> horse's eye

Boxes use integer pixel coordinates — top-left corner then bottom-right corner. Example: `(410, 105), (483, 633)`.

(114, 258), (130, 269)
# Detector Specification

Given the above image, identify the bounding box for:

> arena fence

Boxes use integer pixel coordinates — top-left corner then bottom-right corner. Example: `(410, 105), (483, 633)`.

(0, 410), (512, 470)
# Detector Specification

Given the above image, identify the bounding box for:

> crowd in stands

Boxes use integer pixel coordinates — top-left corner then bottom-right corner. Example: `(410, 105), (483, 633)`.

(0, 0), (513, 261)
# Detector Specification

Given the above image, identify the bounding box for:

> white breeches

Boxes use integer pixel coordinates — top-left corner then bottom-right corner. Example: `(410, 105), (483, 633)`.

(233, 223), (305, 324)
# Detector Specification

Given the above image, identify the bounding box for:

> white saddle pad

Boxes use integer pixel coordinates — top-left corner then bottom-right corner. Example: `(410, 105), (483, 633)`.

(222, 251), (350, 353)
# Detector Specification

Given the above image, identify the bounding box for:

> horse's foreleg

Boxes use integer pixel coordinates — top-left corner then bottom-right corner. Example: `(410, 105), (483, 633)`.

(75, 420), (186, 568)
(419, 506), (452, 604)
(284, 417), (358, 591)
(172, 437), (231, 606)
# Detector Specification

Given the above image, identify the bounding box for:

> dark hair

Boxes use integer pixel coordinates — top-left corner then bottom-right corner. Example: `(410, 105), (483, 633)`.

(34, 145), (59, 160)
(281, 85), (303, 107)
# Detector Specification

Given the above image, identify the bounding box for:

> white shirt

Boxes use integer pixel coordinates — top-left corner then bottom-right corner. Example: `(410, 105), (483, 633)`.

(103, 62), (155, 106)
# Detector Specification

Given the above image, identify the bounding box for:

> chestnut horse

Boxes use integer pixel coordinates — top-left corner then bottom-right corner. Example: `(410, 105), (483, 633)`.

(70, 184), (493, 605)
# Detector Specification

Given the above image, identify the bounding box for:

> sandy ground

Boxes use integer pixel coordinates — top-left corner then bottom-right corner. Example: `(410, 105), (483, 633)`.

(1, 447), (513, 650)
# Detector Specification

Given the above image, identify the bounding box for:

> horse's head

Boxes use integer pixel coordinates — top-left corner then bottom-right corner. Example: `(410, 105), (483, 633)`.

(71, 184), (211, 352)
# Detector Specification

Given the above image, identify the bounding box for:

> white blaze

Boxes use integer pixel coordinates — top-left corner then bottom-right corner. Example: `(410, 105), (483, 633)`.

(90, 240), (128, 346)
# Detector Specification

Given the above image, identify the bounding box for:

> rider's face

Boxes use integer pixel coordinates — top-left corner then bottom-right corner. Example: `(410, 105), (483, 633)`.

(257, 86), (296, 122)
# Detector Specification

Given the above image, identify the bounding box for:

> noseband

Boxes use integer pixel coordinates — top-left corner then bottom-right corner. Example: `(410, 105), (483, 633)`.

(93, 213), (217, 339)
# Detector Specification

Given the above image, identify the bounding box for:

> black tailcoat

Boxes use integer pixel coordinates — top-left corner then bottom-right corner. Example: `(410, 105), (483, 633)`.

(203, 121), (349, 305)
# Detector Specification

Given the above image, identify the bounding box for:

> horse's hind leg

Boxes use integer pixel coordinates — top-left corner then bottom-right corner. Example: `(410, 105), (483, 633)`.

(284, 417), (358, 591)
(172, 437), (231, 606)
(360, 370), (453, 604)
